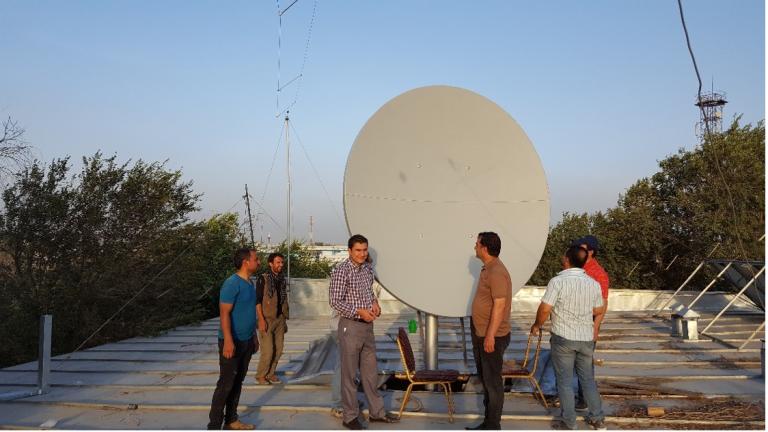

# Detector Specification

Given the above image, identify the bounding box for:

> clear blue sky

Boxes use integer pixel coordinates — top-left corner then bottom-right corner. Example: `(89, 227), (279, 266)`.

(1, 0), (764, 244)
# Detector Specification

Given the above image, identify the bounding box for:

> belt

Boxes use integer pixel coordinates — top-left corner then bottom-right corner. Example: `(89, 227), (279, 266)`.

(345, 317), (371, 324)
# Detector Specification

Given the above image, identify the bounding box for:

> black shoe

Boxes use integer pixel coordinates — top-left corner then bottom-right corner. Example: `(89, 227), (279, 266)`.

(465, 422), (487, 430)
(343, 418), (365, 430)
(575, 400), (588, 412)
(546, 396), (561, 408)
(368, 413), (400, 423)
(586, 418), (607, 430)
(551, 420), (575, 430)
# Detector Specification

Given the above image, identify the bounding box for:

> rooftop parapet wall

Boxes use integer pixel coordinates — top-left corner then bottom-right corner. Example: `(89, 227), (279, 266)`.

(289, 278), (762, 318)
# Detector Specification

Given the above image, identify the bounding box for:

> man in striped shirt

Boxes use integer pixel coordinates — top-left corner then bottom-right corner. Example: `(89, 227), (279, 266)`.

(531, 246), (606, 430)
(329, 234), (399, 430)
(573, 235), (610, 409)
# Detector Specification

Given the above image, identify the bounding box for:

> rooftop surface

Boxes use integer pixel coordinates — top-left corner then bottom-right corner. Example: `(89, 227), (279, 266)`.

(0, 300), (764, 430)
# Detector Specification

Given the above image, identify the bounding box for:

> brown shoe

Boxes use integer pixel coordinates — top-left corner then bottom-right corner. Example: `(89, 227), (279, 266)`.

(224, 420), (255, 430)
(255, 377), (271, 385)
(266, 375), (282, 384)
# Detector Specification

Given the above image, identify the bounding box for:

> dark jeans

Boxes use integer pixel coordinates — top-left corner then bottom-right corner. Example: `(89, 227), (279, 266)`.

(470, 320), (511, 430)
(550, 334), (604, 430)
(208, 338), (255, 430)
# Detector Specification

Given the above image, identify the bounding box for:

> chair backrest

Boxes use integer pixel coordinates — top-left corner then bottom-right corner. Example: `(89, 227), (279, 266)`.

(396, 327), (417, 376)
(525, 331), (544, 374)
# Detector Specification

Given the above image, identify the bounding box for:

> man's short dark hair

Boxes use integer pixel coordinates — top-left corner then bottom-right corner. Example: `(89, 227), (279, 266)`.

(348, 234), (368, 249)
(565, 245), (588, 268)
(234, 247), (257, 269)
(478, 232), (501, 257)
(268, 252), (285, 263)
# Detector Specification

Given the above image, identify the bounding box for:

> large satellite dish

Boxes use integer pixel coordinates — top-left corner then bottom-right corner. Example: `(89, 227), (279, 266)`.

(344, 86), (549, 318)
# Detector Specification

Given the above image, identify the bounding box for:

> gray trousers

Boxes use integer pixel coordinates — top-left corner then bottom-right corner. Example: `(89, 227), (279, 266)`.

(338, 317), (385, 423)
(331, 330), (341, 407)
(256, 315), (286, 379)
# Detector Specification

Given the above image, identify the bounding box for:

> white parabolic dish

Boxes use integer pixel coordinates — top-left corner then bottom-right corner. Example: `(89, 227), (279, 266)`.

(344, 86), (550, 317)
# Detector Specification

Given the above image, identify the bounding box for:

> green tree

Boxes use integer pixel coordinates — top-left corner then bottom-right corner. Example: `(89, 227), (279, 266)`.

(529, 212), (592, 285)
(0, 152), (243, 367)
(259, 240), (335, 279)
(528, 118), (764, 290)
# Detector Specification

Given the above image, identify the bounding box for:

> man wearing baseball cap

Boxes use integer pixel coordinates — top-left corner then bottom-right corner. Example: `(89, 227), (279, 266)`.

(571, 235), (610, 411)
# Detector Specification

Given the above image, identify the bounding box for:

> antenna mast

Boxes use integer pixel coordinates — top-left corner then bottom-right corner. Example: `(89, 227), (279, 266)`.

(285, 113), (292, 293)
(309, 215), (314, 246)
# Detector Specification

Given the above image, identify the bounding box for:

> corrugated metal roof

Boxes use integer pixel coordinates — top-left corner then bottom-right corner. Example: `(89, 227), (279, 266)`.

(0, 301), (764, 429)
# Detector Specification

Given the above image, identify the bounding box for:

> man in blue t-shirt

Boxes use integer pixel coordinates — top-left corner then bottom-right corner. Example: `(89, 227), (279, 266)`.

(207, 248), (260, 430)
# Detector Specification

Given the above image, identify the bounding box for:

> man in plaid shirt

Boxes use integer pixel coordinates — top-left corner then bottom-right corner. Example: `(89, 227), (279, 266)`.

(329, 234), (399, 429)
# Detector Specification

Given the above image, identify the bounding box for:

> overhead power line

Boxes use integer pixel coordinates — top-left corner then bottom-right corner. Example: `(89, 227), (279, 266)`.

(675, 0), (755, 266)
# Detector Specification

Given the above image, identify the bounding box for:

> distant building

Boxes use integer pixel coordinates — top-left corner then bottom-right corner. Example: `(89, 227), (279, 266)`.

(305, 244), (348, 263)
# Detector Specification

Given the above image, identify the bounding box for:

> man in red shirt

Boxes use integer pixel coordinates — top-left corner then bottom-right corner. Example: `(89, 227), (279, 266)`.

(573, 235), (609, 411)
(578, 236), (610, 338)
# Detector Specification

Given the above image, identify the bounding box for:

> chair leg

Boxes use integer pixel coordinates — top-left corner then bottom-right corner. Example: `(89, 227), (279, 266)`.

(441, 383), (455, 423)
(399, 383), (414, 419)
(529, 377), (548, 408)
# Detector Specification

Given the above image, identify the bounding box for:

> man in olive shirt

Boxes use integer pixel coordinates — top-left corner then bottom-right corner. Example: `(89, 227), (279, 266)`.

(467, 232), (512, 431)
(255, 252), (288, 385)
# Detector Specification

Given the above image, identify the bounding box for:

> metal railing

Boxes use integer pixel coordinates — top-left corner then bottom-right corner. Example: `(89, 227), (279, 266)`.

(0, 315), (52, 401)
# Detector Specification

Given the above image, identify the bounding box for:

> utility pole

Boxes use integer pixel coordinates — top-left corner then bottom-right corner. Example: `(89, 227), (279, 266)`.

(243, 184), (256, 248)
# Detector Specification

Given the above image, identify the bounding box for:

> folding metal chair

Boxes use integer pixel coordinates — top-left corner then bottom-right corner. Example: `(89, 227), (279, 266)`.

(394, 327), (459, 422)
(501, 330), (548, 408)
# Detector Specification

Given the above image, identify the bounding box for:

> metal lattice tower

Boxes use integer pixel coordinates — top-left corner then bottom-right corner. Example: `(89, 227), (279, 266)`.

(694, 90), (728, 140)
